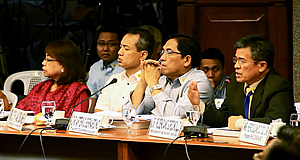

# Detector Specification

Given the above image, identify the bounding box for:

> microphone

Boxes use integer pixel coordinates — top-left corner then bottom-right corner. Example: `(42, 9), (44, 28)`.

(53, 78), (117, 130)
(183, 77), (231, 137)
(70, 78), (118, 116)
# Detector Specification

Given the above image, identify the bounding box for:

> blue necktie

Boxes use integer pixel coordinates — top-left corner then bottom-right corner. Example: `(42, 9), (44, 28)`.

(244, 90), (253, 119)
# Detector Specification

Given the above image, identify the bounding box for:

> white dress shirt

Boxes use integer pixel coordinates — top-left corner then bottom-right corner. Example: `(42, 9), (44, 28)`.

(95, 70), (142, 113)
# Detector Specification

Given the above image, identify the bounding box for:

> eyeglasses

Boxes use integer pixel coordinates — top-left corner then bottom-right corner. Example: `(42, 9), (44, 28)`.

(97, 42), (120, 48)
(43, 58), (58, 63)
(160, 49), (181, 56)
(232, 57), (257, 65)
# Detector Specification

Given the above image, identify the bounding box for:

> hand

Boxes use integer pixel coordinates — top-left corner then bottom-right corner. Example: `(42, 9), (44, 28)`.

(228, 115), (243, 130)
(139, 60), (147, 86)
(188, 81), (200, 105)
(143, 60), (161, 87)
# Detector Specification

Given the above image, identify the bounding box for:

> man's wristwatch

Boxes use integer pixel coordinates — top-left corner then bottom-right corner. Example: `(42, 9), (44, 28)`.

(150, 83), (162, 93)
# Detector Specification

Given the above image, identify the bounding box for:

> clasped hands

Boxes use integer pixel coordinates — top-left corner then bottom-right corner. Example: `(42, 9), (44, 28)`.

(140, 60), (161, 88)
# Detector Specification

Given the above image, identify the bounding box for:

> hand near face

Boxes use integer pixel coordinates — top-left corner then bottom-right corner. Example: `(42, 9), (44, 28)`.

(188, 81), (200, 105)
(143, 60), (161, 87)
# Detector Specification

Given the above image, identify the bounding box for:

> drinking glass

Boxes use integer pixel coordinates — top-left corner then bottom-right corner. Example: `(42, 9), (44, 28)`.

(42, 101), (56, 128)
(122, 104), (136, 134)
(0, 98), (4, 116)
(290, 113), (300, 126)
(186, 105), (201, 126)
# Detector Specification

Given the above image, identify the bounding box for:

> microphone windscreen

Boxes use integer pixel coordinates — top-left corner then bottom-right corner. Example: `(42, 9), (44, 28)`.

(110, 78), (117, 84)
(225, 77), (231, 83)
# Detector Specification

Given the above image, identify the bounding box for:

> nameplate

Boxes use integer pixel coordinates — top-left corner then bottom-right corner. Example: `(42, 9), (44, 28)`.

(7, 108), (27, 131)
(214, 98), (224, 109)
(239, 120), (271, 146)
(148, 116), (184, 139)
(67, 112), (102, 135)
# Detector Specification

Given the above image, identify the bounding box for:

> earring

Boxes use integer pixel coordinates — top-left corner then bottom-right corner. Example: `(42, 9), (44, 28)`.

(61, 69), (64, 73)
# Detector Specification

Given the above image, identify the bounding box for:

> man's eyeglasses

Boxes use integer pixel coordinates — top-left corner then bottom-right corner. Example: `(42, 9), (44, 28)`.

(43, 58), (58, 62)
(232, 57), (257, 65)
(160, 49), (181, 56)
(97, 42), (119, 48)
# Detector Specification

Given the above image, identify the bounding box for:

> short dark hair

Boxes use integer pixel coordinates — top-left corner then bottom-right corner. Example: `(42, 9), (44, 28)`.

(127, 27), (155, 59)
(45, 39), (87, 85)
(97, 25), (125, 42)
(201, 48), (225, 67)
(265, 125), (300, 160)
(234, 34), (274, 68)
(164, 34), (201, 68)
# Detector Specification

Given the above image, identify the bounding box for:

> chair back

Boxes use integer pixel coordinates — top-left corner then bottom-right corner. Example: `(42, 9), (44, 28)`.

(4, 70), (48, 95)
(295, 102), (300, 113)
(2, 90), (18, 109)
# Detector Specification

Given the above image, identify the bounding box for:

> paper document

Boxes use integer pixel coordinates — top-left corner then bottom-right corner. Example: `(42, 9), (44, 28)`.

(93, 111), (122, 119)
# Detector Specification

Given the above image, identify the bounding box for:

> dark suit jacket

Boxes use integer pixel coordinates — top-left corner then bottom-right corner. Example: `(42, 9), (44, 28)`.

(203, 69), (296, 127)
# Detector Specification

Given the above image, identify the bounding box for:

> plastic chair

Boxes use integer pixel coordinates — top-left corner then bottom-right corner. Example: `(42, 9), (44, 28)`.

(295, 102), (300, 113)
(2, 90), (18, 109)
(4, 70), (48, 95)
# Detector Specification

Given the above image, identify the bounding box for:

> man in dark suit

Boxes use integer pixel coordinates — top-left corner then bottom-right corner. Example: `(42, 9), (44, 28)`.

(188, 34), (296, 128)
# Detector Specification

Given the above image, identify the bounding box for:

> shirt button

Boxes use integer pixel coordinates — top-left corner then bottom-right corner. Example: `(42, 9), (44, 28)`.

(127, 83), (129, 85)
(122, 97), (124, 99)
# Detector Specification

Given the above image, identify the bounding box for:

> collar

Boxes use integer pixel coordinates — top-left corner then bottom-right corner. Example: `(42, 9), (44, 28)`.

(100, 59), (118, 71)
(244, 76), (265, 94)
(120, 70), (141, 81)
(166, 69), (193, 85)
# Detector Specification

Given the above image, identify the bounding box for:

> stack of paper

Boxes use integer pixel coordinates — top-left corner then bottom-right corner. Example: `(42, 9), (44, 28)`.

(213, 127), (241, 137)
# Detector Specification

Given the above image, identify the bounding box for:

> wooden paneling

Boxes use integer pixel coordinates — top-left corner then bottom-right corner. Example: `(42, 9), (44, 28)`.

(196, 6), (269, 75)
(177, 0), (292, 82)
(178, 4), (196, 37)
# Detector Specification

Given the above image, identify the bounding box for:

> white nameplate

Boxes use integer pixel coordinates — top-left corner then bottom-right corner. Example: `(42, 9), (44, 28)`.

(7, 108), (27, 131)
(239, 120), (271, 146)
(148, 116), (184, 139)
(67, 112), (102, 135)
(214, 98), (224, 109)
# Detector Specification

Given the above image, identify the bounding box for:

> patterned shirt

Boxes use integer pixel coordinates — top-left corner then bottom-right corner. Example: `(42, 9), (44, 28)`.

(17, 80), (90, 118)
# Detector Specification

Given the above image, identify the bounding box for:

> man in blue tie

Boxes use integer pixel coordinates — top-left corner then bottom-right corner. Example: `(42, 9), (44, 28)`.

(188, 34), (296, 128)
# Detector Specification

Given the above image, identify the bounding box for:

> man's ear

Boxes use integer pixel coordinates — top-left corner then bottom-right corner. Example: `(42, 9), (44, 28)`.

(184, 55), (192, 67)
(140, 50), (148, 61)
(258, 61), (268, 72)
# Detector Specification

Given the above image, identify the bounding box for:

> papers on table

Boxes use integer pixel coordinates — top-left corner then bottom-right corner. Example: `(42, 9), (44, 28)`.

(93, 111), (122, 120)
(93, 111), (153, 121)
(0, 111), (11, 119)
(211, 127), (241, 137)
(136, 115), (153, 120)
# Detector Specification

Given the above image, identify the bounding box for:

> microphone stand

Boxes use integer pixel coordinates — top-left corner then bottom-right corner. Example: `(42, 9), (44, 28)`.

(54, 78), (117, 130)
(70, 78), (117, 116)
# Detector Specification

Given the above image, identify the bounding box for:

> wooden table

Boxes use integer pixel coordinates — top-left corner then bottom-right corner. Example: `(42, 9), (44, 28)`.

(0, 124), (265, 160)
